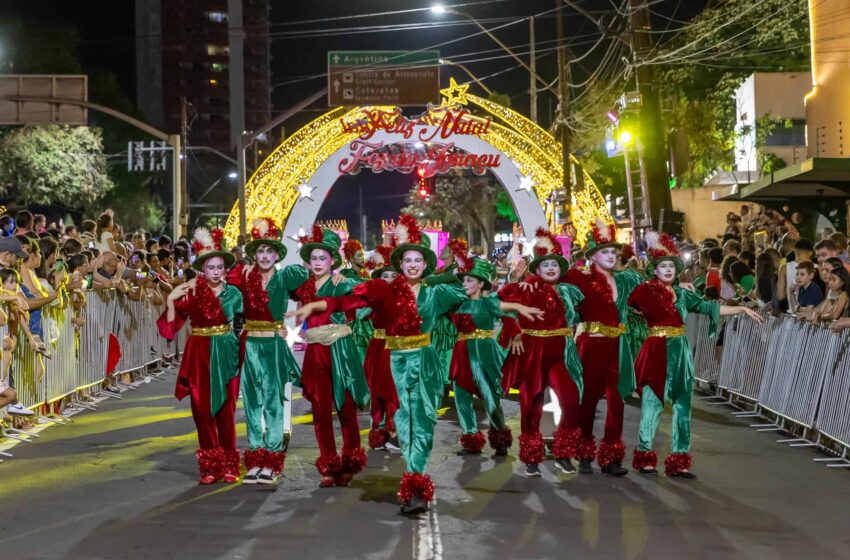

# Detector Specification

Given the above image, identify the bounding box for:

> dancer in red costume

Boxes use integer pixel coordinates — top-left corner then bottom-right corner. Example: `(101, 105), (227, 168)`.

(157, 228), (243, 484)
(564, 221), (643, 476)
(361, 242), (401, 450)
(499, 229), (584, 477)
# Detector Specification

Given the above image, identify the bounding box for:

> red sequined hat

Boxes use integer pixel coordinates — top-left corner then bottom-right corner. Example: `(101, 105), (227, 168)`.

(584, 218), (623, 257)
(245, 217), (286, 261)
(191, 227), (235, 271)
(529, 227), (569, 274)
(645, 231), (683, 274)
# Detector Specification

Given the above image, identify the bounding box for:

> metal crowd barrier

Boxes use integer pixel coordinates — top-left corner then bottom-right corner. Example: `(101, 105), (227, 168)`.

(686, 313), (722, 385)
(687, 311), (850, 467)
(3, 290), (179, 414)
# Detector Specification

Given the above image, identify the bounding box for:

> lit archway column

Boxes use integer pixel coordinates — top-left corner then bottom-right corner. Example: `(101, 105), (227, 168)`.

(279, 128), (546, 266)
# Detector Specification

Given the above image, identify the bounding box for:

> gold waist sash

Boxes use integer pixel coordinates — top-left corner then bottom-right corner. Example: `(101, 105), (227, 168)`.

(385, 332), (431, 351)
(582, 322), (626, 338)
(457, 329), (494, 342)
(192, 324), (232, 337)
(522, 327), (574, 338)
(372, 329), (386, 340)
(648, 326), (686, 338)
(305, 324), (352, 346)
(244, 320), (284, 332)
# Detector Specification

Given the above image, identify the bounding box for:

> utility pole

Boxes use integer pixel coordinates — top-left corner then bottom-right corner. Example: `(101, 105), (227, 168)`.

(529, 16), (537, 123)
(629, 0), (671, 227)
(228, 0), (247, 239)
(556, 0), (572, 230)
(178, 97), (189, 238)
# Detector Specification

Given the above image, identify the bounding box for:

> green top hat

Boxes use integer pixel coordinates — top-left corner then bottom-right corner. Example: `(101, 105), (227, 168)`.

(245, 217), (287, 262)
(456, 257), (495, 290)
(191, 227), (235, 271)
(389, 215), (437, 278)
(299, 226), (342, 269)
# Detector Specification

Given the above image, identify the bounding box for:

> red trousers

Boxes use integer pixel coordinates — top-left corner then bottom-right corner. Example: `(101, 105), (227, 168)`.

(190, 375), (240, 451)
(576, 335), (624, 445)
(303, 343), (362, 460)
(370, 397), (398, 432)
(518, 338), (580, 437)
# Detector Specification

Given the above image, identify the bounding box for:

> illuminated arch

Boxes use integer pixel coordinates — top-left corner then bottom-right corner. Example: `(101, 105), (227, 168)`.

(223, 91), (612, 263)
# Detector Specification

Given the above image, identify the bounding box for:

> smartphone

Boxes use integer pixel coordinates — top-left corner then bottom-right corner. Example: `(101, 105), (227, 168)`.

(86, 273), (93, 290)
(54, 260), (66, 273)
(177, 257), (184, 268)
(177, 269), (184, 277)
(87, 241), (95, 249)
(135, 272), (145, 280)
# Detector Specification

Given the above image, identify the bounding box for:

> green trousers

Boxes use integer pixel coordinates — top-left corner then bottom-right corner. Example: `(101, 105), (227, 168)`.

(390, 346), (443, 473)
(242, 336), (292, 453)
(453, 383), (505, 434)
(438, 349), (452, 386)
(637, 388), (692, 454)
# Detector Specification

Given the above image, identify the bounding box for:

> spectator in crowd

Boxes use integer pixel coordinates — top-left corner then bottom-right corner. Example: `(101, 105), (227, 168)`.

(722, 238), (741, 258)
(719, 255), (739, 301)
(145, 238), (159, 255)
(0, 236), (28, 268)
(704, 247), (723, 300)
(814, 239), (850, 273)
(95, 212), (119, 254)
(807, 265), (850, 324)
(94, 251), (126, 290)
(15, 211), (34, 236)
(17, 237), (55, 359)
(33, 214), (47, 234)
(828, 232), (849, 263)
(65, 225), (79, 241)
(729, 261), (756, 300)
(738, 250), (756, 270)
(754, 252), (777, 303)
(61, 238), (83, 259)
(80, 220), (97, 246)
(789, 261), (823, 314)
(0, 215), (14, 237)
(158, 234), (173, 251)
(763, 247), (781, 270)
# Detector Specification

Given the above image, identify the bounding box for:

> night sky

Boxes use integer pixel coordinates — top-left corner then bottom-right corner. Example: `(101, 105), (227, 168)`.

(2, 0), (706, 238)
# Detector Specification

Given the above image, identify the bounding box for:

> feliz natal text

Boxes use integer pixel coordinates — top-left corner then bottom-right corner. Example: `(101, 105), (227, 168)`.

(339, 108), (493, 142)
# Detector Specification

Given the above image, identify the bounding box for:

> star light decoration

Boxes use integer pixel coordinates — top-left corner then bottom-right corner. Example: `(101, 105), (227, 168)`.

(515, 172), (536, 193)
(440, 77), (470, 107)
(284, 321), (304, 348)
(296, 181), (316, 201)
(287, 226), (307, 243)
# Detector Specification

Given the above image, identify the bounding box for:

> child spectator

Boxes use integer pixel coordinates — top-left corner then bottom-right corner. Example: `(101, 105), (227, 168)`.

(809, 266), (850, 324)
(790, 261), (823, 313)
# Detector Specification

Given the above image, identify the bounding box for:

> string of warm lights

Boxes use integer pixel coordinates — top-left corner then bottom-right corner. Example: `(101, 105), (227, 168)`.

(223, 79), (612, 248)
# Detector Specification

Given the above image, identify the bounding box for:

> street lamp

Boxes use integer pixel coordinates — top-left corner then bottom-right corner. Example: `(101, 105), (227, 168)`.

(430, 4), (447, 14)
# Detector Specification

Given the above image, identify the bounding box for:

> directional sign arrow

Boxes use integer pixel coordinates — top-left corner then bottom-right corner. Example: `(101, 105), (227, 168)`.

(332, 54), (340, 64)
(333, 79), (340, 93)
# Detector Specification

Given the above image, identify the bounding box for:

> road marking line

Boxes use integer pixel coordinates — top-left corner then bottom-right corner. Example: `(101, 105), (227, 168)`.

(413, 499), (443, 560)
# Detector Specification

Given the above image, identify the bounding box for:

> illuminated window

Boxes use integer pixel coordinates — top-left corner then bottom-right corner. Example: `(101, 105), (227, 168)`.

(207, 11), (228, 23)
(210, 63), (227, 72)
(207, 44), (229, 56)
(209, 79), (218, 86)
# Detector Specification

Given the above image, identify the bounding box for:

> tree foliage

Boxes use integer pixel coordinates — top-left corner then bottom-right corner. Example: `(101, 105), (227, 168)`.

(0, 125), (114, 207)
(657, 0), (810, 187)
(402, 170), (501, 249)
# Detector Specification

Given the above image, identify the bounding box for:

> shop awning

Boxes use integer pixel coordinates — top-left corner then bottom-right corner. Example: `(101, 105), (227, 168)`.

(715, 158), (850, 201)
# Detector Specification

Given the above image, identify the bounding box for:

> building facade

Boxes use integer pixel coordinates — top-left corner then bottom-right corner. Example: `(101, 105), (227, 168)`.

(135, 0), (271, 151)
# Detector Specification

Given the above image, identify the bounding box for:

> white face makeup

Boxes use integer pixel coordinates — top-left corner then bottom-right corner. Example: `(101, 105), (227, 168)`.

(379, 270), (398, 283)
(591, 247), (618, 271)
(462, 275), (485, 296)
(537, 258), (562, 282)
(254, 244), (279, 270)
(655, 260), (677, 284)
(203, 256), (226, 285)
(310, 249), (333, 278)
(401, 250), (426, 281)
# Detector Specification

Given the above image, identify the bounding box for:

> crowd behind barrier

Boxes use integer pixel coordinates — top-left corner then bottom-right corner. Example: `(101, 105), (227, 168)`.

(0, 290), (184, 443)
(687, 312), (850, 465)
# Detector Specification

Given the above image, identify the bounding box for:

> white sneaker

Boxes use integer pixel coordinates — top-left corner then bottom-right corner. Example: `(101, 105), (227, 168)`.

(7, 403), (34, 416)
(385, 437), (401, 453)
(256, 467), (280, 485)
(242, 466), (261, 484)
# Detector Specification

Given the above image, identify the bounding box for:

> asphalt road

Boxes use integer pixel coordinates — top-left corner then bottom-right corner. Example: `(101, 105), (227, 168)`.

(2, 360), (850, 560)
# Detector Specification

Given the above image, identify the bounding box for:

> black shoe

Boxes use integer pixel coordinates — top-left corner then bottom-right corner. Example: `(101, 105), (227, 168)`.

(386, 436), (401, 453)
(601, 462), (628, 477)
(670, 470), (697, 479)
(578, 459), (594, 474)
(456, 448), (482, 456)
(494, 447), (509, 457)
(104, 386), (120, 395)
(401, 495), (428, 515)
(524, 463), (542, 477)
(638, 467), (659, 475)
(554, 458), (577, 474)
